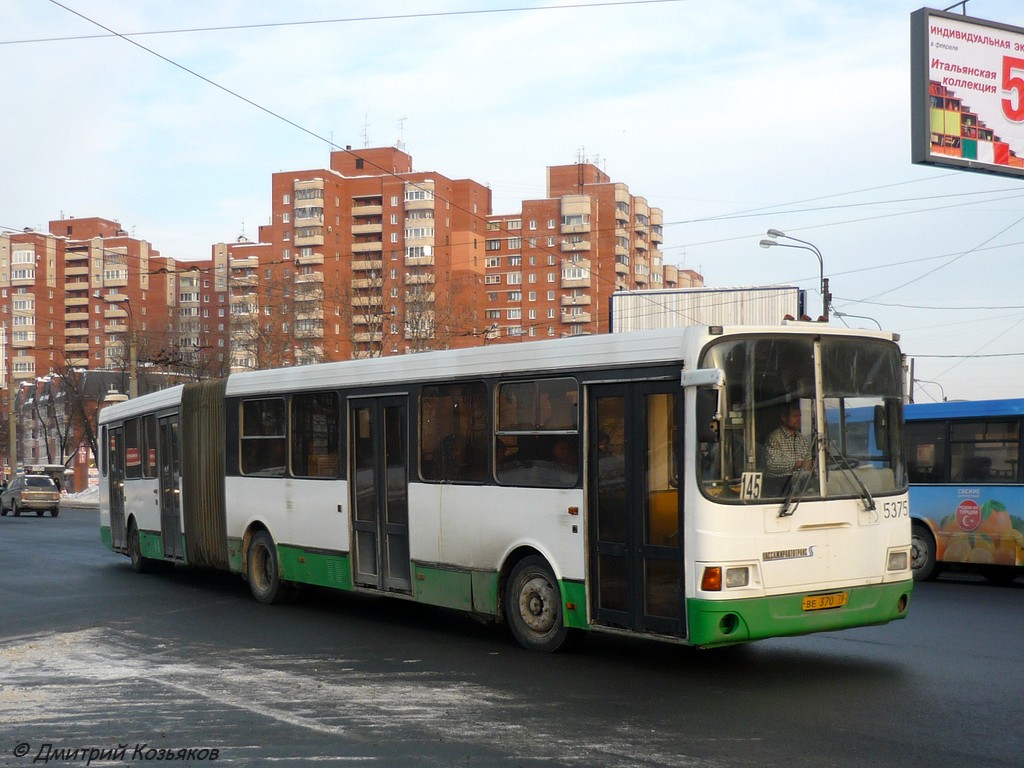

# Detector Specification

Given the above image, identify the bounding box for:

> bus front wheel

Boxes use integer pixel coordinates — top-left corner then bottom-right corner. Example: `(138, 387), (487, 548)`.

(247, 530), (291, 604)
(911, 522), (939, 582)
(128, 520), (154, 574)
(505, 556), (578, 652)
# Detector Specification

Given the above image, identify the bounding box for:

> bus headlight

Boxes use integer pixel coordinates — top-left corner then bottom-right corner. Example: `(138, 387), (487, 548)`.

(725, 567), (750, 588)
(701, 565), (751, 591)
(887, 549), (909, 572)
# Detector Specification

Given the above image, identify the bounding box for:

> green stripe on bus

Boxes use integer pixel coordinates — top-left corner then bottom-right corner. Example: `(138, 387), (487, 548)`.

(278, 545), (353, 590)
(139, 529), (163, 560)
(100, 525), (112, 549)
(560, 580), (588, 630)
(686, 580), (913, 647)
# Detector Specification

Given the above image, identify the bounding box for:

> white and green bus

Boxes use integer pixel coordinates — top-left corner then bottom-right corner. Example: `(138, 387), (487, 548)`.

(98, 323), (912, 651)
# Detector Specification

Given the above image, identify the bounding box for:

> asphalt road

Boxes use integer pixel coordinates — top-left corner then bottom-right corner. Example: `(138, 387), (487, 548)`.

(1, 506), (1022, 767)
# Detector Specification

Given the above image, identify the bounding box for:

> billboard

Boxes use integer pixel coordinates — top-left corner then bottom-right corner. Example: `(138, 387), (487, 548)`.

(911, 8), (1024, 177)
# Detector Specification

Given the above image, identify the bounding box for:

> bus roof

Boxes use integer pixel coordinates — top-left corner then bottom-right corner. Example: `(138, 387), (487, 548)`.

(904, 398), (1024, 421)
(99, 323), (899, 422)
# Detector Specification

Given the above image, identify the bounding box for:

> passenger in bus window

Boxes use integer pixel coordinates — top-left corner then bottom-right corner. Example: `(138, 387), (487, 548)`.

(766, 402), (813, 478)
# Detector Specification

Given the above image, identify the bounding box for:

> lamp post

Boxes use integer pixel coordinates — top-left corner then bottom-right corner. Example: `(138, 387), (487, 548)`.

(915, 378), (947, 402)
(759, 229), (830, 321)
(94, 292), (137, 399)
(832, 310), (882, 330)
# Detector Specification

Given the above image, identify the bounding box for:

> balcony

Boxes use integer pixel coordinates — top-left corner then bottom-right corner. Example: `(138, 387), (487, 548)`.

(404, 273), (435, 286)
(352, 222), (383, 236)
(296, 252), (324, 266)
(353, 331), (384, 343)
(404, 197), (434, 211)
(295, 213), (324, 227)
(561, 311), (592, 324)
(352, 259), (383, 272)
(351, 279), (383, 293)
(404, 291), (435, 304)
(561, 240), (591, 253)
(615, 261), (630, 276)
(404, 255), (434, 267)
(294, 230), (324, 247)
(65, 312), (89, 323)
(351, 296), (383, 308)
(561, 295), (591, 307)
(65, 342), (90, 353)
(65, 296), (89, 307)
(295, 326), (324, 339)
(352, 241), (383, 254)
(561, 275), (591, 289)
(65, 265), (89, 277)
(352, 313), (386, 327)
(295, 272), (324, 284)
(352, 204), (383, 217)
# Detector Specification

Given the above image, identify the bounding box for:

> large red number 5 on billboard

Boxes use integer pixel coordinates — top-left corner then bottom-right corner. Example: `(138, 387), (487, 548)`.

(1002, 55), (1024, 122)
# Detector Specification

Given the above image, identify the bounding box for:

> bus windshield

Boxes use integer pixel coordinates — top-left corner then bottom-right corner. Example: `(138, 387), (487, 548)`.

(699, 334), (905, 502)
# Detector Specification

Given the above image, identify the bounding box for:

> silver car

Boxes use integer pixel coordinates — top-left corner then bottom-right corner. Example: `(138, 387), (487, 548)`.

(0, 475), (62, 518)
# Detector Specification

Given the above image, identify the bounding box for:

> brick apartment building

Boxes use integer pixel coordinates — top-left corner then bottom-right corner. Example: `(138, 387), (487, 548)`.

(215, 145), (702, 366)
(1, 217), (229, 473)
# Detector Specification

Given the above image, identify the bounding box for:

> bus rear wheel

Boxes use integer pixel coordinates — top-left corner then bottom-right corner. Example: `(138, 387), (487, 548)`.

(247, 530), (291, 604)
(505, 556), (578, 652)
(911, 522), (939, 582)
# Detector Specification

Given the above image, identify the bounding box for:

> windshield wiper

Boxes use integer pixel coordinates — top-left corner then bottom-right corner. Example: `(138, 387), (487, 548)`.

(778, 436), (819, 518)
(826, 440), (876, 511)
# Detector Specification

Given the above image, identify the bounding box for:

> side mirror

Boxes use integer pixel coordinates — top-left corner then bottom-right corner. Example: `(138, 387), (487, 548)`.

(873, 404), (886, 448)
(696, 388), (721, 443)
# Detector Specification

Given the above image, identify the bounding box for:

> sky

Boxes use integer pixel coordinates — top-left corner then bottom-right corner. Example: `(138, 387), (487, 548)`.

(3, 0), (1024, 402)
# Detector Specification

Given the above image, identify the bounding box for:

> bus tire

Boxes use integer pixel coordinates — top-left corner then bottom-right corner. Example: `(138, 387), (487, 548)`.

(247, 530), (291, 604)
(505, 556), (578, 652)
(911, 522), (938, 582)
(128, 520), (155, 574)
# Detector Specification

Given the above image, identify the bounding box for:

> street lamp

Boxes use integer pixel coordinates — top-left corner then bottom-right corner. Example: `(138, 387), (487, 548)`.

(832, 310), (882, 330)
(759, 229), (830, 321)
(93, 291), (137, 399)
(915, 378), (947, 402)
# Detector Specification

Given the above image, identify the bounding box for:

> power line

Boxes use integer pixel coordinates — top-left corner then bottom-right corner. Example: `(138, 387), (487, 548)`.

(7, 1), (687, 45)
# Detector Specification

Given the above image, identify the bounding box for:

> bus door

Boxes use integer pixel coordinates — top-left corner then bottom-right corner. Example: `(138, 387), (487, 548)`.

(158, 415), (184, 560)
(349, 396), (412, 594)
(107, 426), (127, 551)
(587, 382), (685, 638)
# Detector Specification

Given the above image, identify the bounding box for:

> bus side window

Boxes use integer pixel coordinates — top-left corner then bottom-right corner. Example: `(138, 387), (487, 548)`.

(494, 378), (579, 487)
(240, 398), (287, 477)
(419, 382), (487, 483)
(291, 391), (341, 479)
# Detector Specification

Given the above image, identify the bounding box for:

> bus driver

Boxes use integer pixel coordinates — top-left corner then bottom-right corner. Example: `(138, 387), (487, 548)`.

(766, 401), (814, 479)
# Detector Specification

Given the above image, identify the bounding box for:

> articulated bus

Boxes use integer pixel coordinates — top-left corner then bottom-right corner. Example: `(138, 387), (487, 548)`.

(905, 398), (1024, 583)
(98, 324), (912, 651)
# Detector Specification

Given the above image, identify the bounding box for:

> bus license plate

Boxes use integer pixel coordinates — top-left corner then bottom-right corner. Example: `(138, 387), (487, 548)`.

(802, 592), (848, 611)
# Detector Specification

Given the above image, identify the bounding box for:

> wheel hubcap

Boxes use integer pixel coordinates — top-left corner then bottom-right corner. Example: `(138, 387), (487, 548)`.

(518, 575), (556, 633)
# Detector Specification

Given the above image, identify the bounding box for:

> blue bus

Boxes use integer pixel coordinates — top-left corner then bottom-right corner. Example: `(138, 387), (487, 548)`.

(905, 398), (1024, 582)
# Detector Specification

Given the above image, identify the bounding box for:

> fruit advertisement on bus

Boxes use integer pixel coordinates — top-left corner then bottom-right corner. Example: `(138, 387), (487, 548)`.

(912, 485), (1024, 567)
